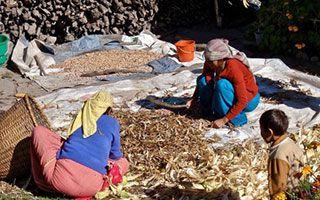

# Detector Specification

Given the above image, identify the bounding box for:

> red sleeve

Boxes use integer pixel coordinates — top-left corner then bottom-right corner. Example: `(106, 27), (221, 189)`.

(224, 62), (249, 120)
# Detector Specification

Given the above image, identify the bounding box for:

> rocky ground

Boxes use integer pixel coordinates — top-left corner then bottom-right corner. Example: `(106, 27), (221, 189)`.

(0, 68), (48, 112)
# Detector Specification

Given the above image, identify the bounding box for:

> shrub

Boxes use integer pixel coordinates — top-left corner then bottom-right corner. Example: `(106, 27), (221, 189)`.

(252, 0), (320, 58)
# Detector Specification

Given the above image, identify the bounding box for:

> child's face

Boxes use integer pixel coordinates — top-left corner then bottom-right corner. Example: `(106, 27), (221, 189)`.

(260, 125), (273, 143)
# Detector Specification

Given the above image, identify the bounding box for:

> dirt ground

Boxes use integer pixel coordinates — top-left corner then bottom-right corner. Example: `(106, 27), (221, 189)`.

(0, 68), (48, 112)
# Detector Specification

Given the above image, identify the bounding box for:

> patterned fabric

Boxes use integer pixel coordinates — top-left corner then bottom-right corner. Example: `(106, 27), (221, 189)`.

(204, 38), (250, 67)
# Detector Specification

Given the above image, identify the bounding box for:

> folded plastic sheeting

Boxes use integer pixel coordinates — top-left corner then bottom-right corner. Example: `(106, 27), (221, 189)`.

(11, 35), (122, 77)
(12, 31), (200, 91)
(11, 36), (56, 77)
(52, 35), (122, 63)
(148, 56), (182, 74)
(12, 31), (197, 79)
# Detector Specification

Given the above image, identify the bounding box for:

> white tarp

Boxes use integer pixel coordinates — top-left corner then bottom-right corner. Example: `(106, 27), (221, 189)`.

(11, 35), (123, 77)
(36, 58), (320, 145)
(122, 31), (205, 67)
(12, 31), (204, 79)
(11, 37), (57, 77)
(12, 31), (205, 92)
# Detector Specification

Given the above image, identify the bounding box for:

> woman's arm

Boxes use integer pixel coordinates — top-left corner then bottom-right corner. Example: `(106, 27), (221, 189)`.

(109, 121), (123, 160)
(225, 65), (248, 121)
(186, 87), (199, 109)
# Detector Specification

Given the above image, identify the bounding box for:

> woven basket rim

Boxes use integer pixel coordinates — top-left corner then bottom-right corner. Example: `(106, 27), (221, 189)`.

(27, 95), (52, 129)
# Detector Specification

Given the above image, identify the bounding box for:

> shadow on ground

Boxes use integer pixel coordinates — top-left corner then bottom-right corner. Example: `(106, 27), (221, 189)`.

(257, 76), (320, 113)
(145, 185), (240, 200)
(3, 176), (70, 199)
(5, 137), (31, 180)
(135, 96), (216, 122)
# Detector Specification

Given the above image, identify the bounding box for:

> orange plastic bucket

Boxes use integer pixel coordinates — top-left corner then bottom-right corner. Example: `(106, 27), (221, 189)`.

(175, 40), (195, 62)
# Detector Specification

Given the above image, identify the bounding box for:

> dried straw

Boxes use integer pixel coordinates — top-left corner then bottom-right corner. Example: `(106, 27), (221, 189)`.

(50, 50), (162, 78)
(112, 110), (270, 199)
(0, 110), (319, 200)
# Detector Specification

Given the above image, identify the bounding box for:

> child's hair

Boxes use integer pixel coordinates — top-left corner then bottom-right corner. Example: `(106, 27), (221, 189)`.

(259, 109), (289, 136)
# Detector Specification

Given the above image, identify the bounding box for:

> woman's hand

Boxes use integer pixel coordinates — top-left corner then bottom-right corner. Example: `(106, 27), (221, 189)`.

(186, 99), (196, 109)
(212, 117), (229, 128)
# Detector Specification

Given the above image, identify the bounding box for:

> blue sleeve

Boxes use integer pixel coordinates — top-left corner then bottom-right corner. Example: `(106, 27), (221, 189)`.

(109, 120), (123, 160)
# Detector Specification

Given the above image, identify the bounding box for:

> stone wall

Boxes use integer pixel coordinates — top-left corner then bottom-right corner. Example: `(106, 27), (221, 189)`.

(0, 0), (213, 44)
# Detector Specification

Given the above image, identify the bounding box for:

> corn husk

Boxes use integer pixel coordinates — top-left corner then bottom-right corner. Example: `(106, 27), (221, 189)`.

(0, 110), (318, 200)
(107, 110), (270, 199)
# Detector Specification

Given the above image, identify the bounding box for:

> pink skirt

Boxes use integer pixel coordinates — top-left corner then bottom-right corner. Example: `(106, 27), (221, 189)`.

(30, 126), (129, 198)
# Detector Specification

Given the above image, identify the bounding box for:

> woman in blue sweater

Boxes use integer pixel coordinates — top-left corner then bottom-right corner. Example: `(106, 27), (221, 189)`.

(30, 91), (129, 199)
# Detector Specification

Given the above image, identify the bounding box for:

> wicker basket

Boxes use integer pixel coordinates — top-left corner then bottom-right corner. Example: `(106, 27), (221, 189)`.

(0, 94), (51, 180)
